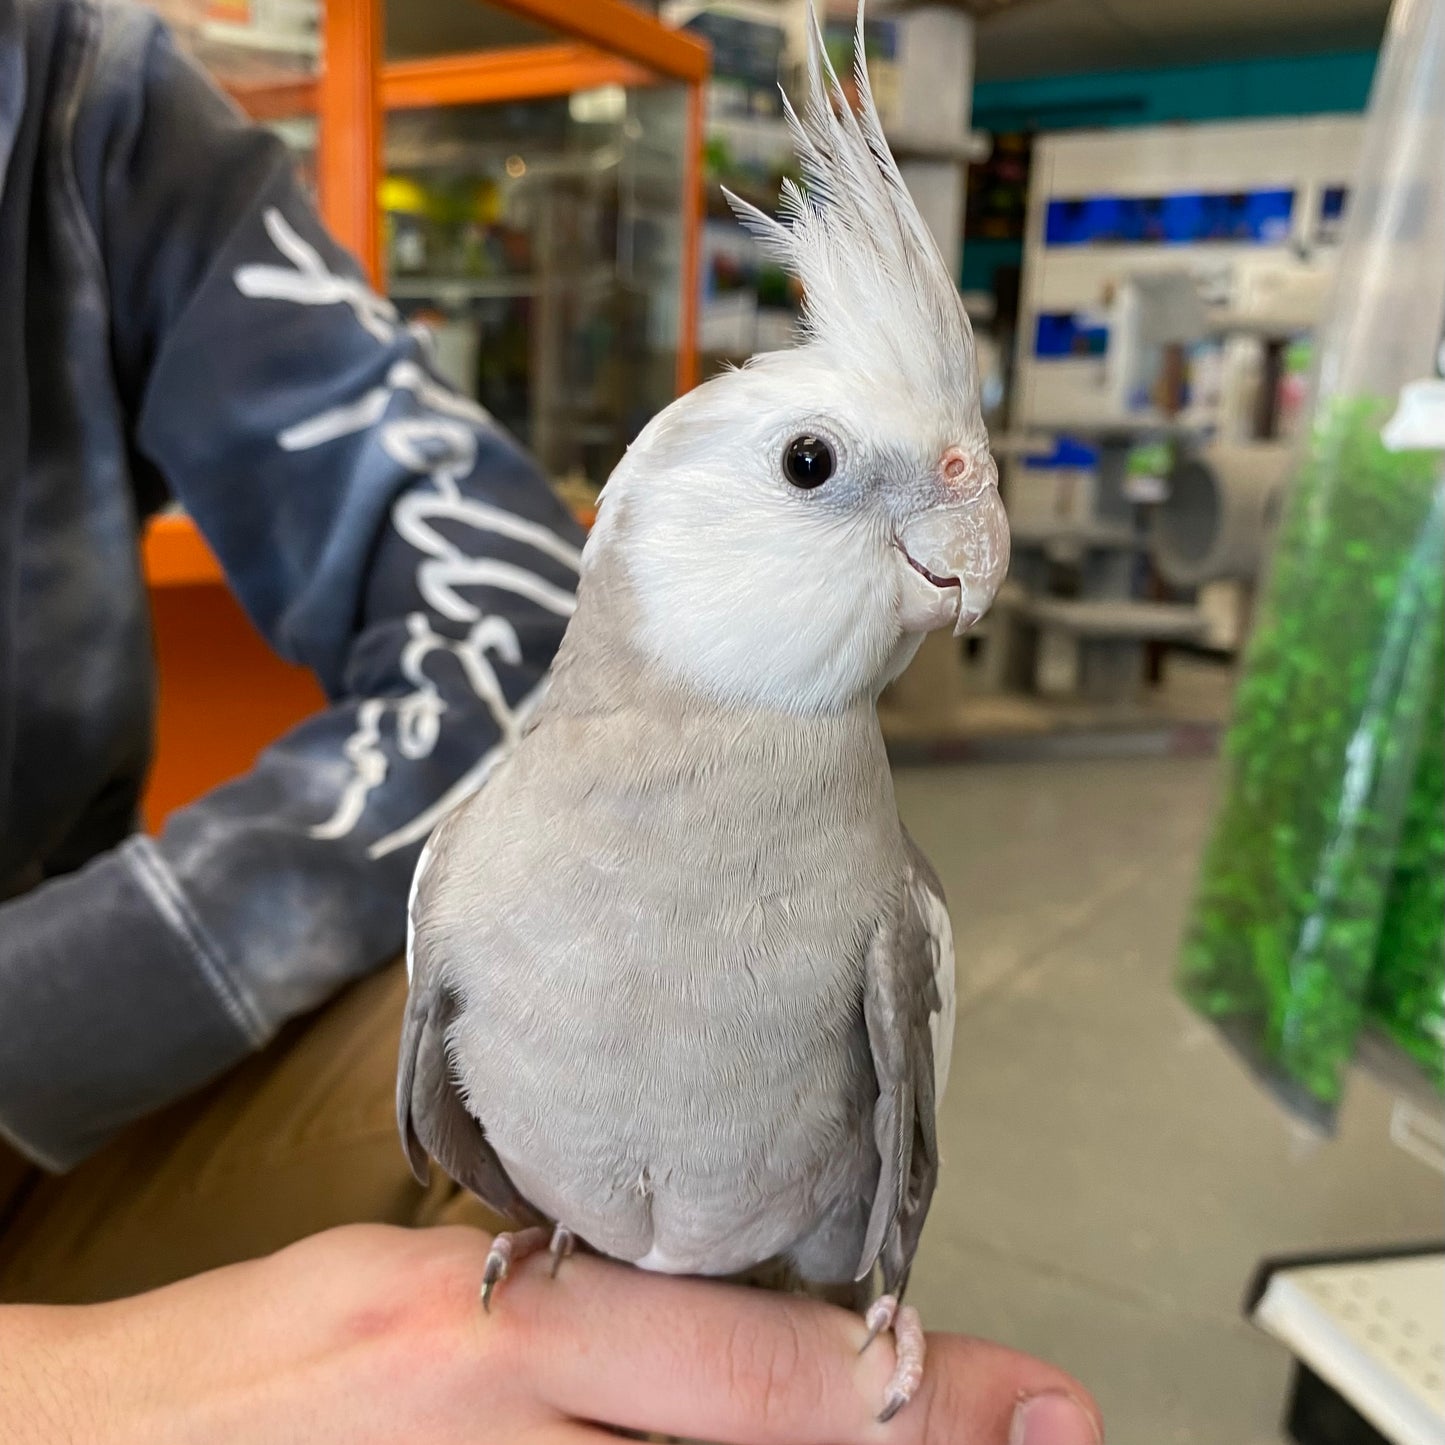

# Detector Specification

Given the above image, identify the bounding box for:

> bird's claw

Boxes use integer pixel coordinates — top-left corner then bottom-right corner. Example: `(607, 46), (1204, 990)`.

(479, 1228), (549, 1313)
(480, 1267), (502, 1313)
(860, 1293), (898, 1354)
(861, 1297), (925, 1422)
(878, 1391), (910, 1425)
(548, 1224), (576, 1279)
(480, 1235), (513, 1313)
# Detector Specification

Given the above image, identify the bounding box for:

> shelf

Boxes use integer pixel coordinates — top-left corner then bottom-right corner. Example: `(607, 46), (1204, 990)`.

(201, 19), (320, 59)
(1206, 308), (1318, 338)
(389, 266), (616, 301)
(382, 45), (651, 113)
(385, 144), (622, 179)
(483, 0), (710, 83)
(391, 275), (545, 301)
(1010, 523), (1139, 552)
(886, 128), (990, 164)
(1253, 1253), (1445, 1445)
(1003, 593), (1210, 642)
(143, 512), (224, 588)
(1020, 415), (1210, 444)
(881, 0), (1022, 12)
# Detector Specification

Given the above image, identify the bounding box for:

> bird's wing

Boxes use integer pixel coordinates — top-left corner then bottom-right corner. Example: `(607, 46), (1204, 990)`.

(398, 818), (533, 1221)
(856, 832), (956, 1291)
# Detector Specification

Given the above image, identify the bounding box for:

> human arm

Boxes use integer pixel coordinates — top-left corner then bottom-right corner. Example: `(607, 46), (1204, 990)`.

(0, 1224), (1101, 1445)
(0, 5), (580, 1170)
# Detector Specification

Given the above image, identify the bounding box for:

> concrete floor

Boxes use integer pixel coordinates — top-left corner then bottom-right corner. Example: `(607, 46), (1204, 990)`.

(893, 756), (1443, 1445)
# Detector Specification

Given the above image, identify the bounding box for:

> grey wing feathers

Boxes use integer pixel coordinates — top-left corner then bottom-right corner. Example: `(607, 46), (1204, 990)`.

(398, 829), (533, 1222)
(856, 833), (954, 1291)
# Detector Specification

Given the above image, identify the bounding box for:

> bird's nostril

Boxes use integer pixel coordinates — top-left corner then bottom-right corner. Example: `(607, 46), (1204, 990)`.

(942, 449), (969, 482)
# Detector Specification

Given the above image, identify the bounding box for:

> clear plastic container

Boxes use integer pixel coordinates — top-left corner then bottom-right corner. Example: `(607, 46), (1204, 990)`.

(1181, 0), (1445, 1123)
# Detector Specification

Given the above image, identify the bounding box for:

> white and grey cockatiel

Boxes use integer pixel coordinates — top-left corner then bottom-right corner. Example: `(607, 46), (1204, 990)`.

(400, 4), (1009, 1420)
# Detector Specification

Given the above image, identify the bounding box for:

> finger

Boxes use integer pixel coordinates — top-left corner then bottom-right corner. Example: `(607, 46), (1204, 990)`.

(482, 1248), (1100, 1445)
(923, 1336), (1102, 1445)
(526, 1424), (651, 1445)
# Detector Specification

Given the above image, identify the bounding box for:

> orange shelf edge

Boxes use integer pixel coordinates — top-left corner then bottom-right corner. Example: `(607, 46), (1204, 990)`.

(225, 76), (319, 122)
(480, 0), (710, 83)
(383, 45), (654, 110)
(143, 513), (226, 588)
(677, 80), (705, 394)
(229, 35), (707, 123)
(318, 0), (382, 283)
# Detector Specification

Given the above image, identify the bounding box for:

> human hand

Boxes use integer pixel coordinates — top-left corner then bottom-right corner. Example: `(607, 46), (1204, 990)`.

(0, 1223), (1101, 1445)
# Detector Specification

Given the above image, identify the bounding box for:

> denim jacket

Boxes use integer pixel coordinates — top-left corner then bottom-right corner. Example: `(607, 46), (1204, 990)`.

(0, 0), (583, 1168)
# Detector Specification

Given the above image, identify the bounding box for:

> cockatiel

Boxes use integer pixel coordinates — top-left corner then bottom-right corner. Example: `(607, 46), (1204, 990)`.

(399, 2), (1009, 1420)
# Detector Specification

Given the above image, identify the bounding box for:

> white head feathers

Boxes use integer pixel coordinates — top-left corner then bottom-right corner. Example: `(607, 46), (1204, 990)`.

(724, 4), (979, 420)
(581, 2), (1002, 717)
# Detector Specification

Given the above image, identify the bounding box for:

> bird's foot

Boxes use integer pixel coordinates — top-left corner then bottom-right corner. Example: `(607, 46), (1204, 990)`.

(860, 1295), (926, 1423)
(480, 1227), (548, 1312)
(480, 1225), (577, 1311)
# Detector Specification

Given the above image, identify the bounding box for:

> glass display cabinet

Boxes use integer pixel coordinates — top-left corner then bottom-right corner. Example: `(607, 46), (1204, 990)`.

(381, 10), (697, 492)
(137, 0), (708, 825)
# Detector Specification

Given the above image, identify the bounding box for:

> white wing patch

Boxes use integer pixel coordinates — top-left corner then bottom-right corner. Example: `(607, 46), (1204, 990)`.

(405, 828), (441, 984)
(915, 878), (956, 1103)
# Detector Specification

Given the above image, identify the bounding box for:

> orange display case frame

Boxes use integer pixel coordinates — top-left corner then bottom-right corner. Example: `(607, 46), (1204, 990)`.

(142, 1), (707, 830)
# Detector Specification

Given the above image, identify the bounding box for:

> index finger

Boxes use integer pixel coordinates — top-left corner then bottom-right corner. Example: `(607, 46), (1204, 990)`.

(484, 1246), (1100, 1445)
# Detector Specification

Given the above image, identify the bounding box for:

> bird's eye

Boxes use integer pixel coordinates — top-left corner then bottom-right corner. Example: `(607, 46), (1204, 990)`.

(782, 434), (835, 489)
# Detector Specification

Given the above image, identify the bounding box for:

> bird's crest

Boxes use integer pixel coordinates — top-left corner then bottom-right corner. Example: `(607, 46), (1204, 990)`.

(725, 3), (978, 414)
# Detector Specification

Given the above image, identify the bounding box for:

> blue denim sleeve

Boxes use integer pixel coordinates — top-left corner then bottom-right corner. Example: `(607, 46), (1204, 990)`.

(0, 7), (581, 1168)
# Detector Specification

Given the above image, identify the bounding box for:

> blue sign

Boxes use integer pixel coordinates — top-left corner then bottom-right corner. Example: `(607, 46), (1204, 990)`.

(1020, 436), (1100, 470)
(1044, 188), (1294, 246)
(1318, 186), (1348, 243)
(1035, 311), (1109, 357)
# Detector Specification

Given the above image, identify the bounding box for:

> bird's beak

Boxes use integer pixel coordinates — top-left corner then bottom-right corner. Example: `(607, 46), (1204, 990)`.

(895, 452), (1010, 636)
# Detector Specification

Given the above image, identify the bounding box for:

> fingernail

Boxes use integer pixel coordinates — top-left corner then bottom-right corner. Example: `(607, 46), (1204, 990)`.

(1009, 1391), (1102, 1445)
